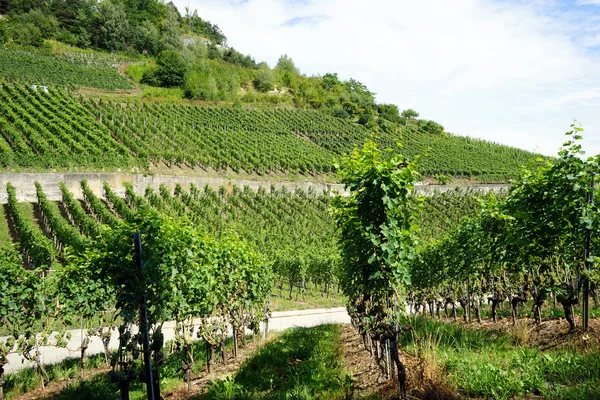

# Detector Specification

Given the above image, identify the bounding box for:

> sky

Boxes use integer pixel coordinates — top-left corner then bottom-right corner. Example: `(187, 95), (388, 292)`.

(171, 0), (600, 157)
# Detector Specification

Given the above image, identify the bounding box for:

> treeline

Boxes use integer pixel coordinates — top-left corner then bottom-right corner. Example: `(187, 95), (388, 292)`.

(0, 0), (224, 52)
(0, 0), (446, 133)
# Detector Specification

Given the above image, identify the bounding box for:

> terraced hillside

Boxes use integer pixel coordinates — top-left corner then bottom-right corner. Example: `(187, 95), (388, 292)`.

(0, 82), (538, 180)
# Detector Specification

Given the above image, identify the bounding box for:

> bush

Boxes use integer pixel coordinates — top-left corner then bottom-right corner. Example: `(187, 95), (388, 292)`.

(420, 119), (445, 135)
(10, 23), (44, 47)
(183, 71), (218, 101)
(358, 113), (377, 129)
(55, 29), (79, 46)
(253, 68), (274, 93)
(332, 107), (350, 119)
(141, 51), (189, 87)
(140, 65), (161, 86)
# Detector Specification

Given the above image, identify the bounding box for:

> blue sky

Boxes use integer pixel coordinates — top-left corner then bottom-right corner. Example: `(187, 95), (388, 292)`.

(172, 0), (600, 156)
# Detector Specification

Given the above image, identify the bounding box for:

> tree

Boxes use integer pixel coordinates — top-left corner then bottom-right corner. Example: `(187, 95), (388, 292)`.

(253, 67), (274, 93)
(13, 9), (59, 39)
(401, 109), (419, 119)
(134, 20), (162, 55)
(94, 0), (131, 52)
(9, 22), (43, 46)
(276, 54), (299, 74)
(419, 119), (444, 135)
(161, 5), (183, 51)
(378, 104), (403, 124)
(322, 73), (340, 91)
(155, 50), (189, 87)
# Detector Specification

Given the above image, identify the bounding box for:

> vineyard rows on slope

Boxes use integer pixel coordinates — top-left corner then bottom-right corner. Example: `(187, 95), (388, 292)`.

(0, 82), (538, 180)
(0, 181), (494, 289)
(0, 48), (133, 90)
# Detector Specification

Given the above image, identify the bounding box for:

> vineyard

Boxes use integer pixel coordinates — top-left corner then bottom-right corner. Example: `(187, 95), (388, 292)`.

(0, 81), (539, 180)
(0, 48), (134, 90)
(409, 130), (600, 333)
(0, 83), (136, 169)
(332, 133), (600, 399)
(0, 175), (491, 399)
(1, 131), (599, 399)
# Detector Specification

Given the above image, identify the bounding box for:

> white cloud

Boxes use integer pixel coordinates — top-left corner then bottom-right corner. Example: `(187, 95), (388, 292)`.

(173, 0), (600, 157)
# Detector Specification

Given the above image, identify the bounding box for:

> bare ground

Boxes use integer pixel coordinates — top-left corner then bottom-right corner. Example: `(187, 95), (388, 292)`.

(340, 325), (459, 400)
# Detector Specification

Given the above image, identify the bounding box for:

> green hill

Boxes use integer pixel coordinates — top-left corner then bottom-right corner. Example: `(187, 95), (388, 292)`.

(0, 82), (537, 181)
(0, 1), (541, 181)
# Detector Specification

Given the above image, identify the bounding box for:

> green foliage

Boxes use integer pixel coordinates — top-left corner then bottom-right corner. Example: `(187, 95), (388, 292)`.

(0, 21), (7, 44)
(434, 174), (452, 184)
(181, 8), (226, 45)
(0, 83), (537, 179)
(204, 325), (351, 400)
(183, 70), (219, 100)
(253, 67), (275, 93)
(9, 22), (44, 46)
(419, 119), (444, 135)
(403, 317), (600, 400)
(133, 20), (162, 55)
(333, 141), (420, 334)
(94, 0), (130, 52)
(12, 9), (59, 39)
(409, 127), (599, 328)
(378, 103), (403, 124)
(0, 48), (133, 89)
(401, 109), (419, 119)
(276, 54), (299, 74)
(0, 83), (136, 169)
(142, 50), (189, 87)
(5, 182), (55, 269)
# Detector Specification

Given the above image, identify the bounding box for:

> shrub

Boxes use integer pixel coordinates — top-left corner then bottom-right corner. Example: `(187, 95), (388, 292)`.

(420, 119), (445, 135)
(10, 23), (44, 47)
(253, 67), (274, 93)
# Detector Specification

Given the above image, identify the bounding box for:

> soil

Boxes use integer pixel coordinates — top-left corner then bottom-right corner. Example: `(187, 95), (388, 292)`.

(340, 324), (458, 400)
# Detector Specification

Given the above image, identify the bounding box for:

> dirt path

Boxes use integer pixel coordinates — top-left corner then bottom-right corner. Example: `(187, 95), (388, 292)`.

(340, 324), (459, 400)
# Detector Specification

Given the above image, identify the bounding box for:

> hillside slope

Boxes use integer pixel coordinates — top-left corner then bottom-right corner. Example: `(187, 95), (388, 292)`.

(0, 82), (537, 182)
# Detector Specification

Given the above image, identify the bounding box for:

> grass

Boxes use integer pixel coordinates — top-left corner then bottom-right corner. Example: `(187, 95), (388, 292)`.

(200, 324), (352, 400)
(269, 288), (345, 312)
(4, 352), (108, 399)
(141, 85), (184, 99)
(8, 325), (351, 400)
(401, 316), (600, 400)
(0, 204), (12, 246)
(6, 333), (252, 399)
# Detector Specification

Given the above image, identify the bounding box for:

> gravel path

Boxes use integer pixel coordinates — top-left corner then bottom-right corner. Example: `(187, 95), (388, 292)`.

(4, 307), (350, 374)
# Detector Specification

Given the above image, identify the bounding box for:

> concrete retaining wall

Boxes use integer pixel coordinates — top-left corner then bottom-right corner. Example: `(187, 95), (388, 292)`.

(0, 173), (510, 204)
